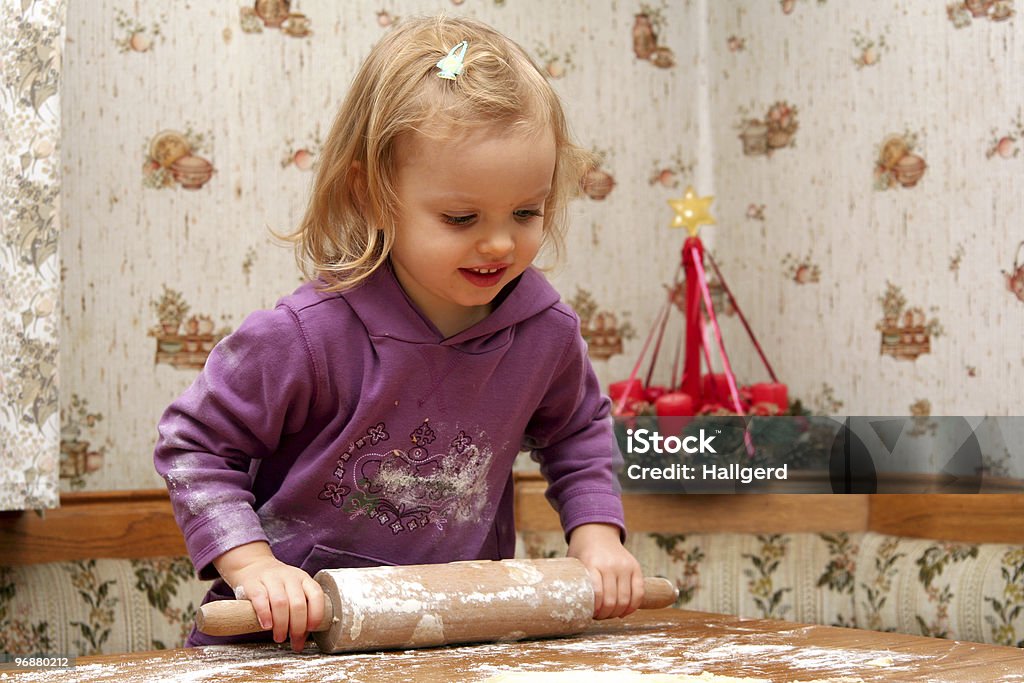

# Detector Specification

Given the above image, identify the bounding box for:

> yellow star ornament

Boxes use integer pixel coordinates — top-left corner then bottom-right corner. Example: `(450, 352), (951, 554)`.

(668, 186), (716, 237)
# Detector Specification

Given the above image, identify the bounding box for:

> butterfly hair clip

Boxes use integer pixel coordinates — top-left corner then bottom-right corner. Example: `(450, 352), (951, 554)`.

(436, 40), (468, 80)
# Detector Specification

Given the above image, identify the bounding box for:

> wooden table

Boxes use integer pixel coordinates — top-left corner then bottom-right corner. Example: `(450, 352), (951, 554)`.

(3, 610), (1023, 681)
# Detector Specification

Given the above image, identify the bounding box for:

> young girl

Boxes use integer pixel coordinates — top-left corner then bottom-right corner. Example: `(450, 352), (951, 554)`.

(154, 14), (643, 652)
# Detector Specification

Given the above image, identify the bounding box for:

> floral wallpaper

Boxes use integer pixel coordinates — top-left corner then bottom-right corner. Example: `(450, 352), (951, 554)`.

(1, 0), (65, 510)
(52, 0), (1022, 494)
(708, 0), (1022, 417)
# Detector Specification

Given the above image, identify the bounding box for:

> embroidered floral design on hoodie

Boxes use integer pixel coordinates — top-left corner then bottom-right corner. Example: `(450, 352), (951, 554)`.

(319, 419), (492, 534)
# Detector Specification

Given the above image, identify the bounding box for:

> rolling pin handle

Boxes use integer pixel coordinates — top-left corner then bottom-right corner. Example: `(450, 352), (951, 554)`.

(639, 577), (679, 609)
(195, 595), (335, 636)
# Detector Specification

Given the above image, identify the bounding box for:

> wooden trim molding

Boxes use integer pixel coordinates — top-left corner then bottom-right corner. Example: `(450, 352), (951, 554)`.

(1, 475), (1022, 566)
(0, 489), (186, 566)
(868, 494), (1024, 545)
(513, 472), (870, 535)
(516, 472), (1024, 543)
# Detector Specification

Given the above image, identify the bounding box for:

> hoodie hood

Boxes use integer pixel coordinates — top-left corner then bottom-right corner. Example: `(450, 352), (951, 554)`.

(340, 262), (562, 353)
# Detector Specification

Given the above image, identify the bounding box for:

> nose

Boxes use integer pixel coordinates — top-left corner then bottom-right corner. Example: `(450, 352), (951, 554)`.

(477, 223), (514, 258)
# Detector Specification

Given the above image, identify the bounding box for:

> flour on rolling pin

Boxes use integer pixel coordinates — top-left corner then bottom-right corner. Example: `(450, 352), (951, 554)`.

(313, 558), (594, 652)
(196, 558), (678, 654)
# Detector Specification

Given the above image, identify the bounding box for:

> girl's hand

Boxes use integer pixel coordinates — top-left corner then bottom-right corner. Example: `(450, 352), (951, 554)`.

(213, 541), (324, 652)
(566, 523), (644, 620)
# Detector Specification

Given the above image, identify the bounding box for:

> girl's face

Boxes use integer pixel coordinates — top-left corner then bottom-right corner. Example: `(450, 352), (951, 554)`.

(389, 123), (556, 338)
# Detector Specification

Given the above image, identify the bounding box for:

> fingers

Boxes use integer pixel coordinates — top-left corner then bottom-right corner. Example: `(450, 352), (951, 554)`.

(590, 568), (626, 620)
(265, 576), (292, 645)
(624, 566), (646, 618)
(219, 553), (321, 651)
(587, 567), (604, 619)
(261, 578), (311, 651)
(240, 573), (318, 651)
(597, 570), (617, 620)
(244, 581), (273, 632)
(303, 576), (325, 634)
(590, 561), (646, 620)
(600, 569), (632, 620)
(285, 580), (310, 652)
(616, 568), (634, 617)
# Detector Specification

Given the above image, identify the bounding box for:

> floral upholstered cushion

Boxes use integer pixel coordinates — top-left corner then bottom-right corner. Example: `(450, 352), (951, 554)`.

(3, 530), (1023, 657)
(518, 531), (860, 629)
(522, 530), (1024, 647)
(0, 557), (206, 657)
(854, 531), (1024, 648)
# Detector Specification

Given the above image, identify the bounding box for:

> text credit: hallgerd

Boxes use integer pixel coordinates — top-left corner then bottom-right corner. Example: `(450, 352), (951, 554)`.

(622, 427), (788, 484)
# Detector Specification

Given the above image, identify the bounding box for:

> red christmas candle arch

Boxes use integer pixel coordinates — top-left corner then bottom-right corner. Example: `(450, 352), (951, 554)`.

(610, 189), (787, 420)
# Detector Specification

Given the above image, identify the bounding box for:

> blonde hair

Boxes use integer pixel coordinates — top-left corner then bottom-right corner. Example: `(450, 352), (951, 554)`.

(283, 14), (593, 291)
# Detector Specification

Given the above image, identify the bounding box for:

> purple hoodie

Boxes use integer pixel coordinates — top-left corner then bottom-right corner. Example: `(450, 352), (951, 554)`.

(154, 262), (624, 646)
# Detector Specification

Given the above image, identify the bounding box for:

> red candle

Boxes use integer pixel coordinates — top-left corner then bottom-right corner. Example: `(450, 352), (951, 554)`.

(654, 391), (694, 435)
(655, 392), (694, 416)
(680, 237), (705, 401)
(609, 379), (645, 404)
(750, 382), (789, 414)
(644, 384), (669, 402)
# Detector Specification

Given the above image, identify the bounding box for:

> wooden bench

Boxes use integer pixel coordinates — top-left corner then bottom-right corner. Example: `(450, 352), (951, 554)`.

(2, 473), (1023, 655)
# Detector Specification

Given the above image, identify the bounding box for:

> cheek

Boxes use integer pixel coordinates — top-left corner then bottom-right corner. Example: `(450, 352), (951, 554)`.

(523, 225), (545, 255)
(393, 221), (443, 259)
(390, 234), (429, 275)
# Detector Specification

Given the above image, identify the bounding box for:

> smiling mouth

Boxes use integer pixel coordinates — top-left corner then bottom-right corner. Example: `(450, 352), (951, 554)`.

(459, 266), (508, 287)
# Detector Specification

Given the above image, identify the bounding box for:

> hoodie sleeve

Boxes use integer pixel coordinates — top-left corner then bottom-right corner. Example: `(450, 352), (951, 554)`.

(153, 305), (319, 579)
(524, 313), (626, 541)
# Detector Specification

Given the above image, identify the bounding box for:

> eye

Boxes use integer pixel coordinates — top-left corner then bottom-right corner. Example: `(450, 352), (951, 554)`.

(514, 209), (544, 222)
(441, 214), (476, 226)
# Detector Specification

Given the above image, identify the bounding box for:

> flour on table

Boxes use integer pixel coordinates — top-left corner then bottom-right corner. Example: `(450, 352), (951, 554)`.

(482, 673), (769, 682)
(482, 672), (865, 683)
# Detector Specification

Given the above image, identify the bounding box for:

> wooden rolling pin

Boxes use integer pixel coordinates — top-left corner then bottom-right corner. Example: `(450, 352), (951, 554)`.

(196, 557), (678, 653)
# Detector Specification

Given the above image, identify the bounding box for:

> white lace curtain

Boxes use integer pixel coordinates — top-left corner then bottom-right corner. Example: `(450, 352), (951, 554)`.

(0, 0), (66, 510)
